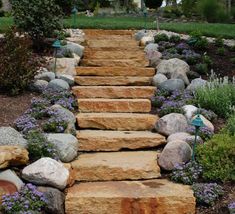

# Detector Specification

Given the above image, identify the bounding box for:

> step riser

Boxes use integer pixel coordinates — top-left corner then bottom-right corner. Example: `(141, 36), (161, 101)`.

(76, 67), (155, 77)
(76, 114), (158, 131)
(73, 86), (156, 99)
(85, 35), (133, 40)
(75, 76), (152, 86)
(77, 131), (166, 151)
(78, 99), (151, 113)
(87, 40), (138, 48)
(83, 30), (134, 36)
(81, 59), (149, 67)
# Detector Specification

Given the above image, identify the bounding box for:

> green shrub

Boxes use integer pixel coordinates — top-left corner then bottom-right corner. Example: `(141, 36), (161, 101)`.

(195, 63), (208, 75)
(196, 134), (235, 182)
(0, 0), (2, 8)
(154, 33), (169, 43)
(231, 57), (235, 64)
(202, 54), (213, 68)
(0, 28), (40, 95)
(224, 113), (235, 136)
(214, 37), (224, 47)
(169, 35), (181, 43)
(195, 82), (235, 118)
(181, 0), (197, 17)
(188, 31), (208, 50)
(11, 0), (62, 43)
(216, 47), (226, 55)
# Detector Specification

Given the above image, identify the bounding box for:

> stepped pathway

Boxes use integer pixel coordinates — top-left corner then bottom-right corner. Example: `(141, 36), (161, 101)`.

(66, 30), (196, 214)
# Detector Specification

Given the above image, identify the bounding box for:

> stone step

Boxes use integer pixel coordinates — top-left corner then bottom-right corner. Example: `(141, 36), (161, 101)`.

(73, 86), (156, 99)
(78, 99), (151, 113)
(77, 130), (166, 151)
(81, 59), (149, 67)
(76, 113), (158, 131)
(83, 29), (134, 36)
(76, 67), (155, 77)
(75, 76), (152, 86)
(87, 39), (139, 48)
(85, 35), (133, 40)
(65, 179), (196, 214)
(70, 151), (161, 182)
(83, 50), (146, 60)
(83, 46), (142, 51)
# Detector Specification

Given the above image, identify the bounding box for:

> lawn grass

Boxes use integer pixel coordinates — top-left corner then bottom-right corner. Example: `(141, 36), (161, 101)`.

(1, 16), (235, 39)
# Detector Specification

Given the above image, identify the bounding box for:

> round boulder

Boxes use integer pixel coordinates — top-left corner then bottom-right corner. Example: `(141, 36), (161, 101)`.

(182, 105), (198, 121)
(47, 79), (70, 92)
(158, 140), (192, 171)
(152, 73), (168, 87)
(186, 78), (208, 91)
(158, 79), (185, 92)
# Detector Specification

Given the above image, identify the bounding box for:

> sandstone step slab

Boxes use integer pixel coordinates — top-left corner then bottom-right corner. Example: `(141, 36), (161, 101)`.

(65, 179), (196, 214)
(83, 50), (146, 60)
(75, 76), (152, 86)
(76, 113), (158, 131)
(81, 59), (149, 67)
(72, 86), (156, 99)
(83, 46), (142, 51)
(85, 35), (133, 40)
(77, 130), (166, 151)
(78, 99), (151, 113)
(76, 67), (155, 77)
(71, 151), (161, 181)
(83, 29), (134, 36)
(87, 40), (139, 48)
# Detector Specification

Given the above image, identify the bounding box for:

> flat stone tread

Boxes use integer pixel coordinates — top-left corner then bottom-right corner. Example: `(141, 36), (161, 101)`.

(77, 113), (158, 119)
(75, 76), (152, 86)
(87, 39), (139, 46)
(83, 29), (134, 36)
(76, 67), (155, 76)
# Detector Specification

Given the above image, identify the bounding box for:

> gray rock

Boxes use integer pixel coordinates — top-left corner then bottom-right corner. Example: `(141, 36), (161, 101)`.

(187, 78), (208, 91)
(157, 58), (190, 85)
(144, 43), (159, 53)
(159, 79), (185, 92)
(37, 186), (65, 214)
(192, 114), (214, 132)
(0, 127), (27, 148)
(182, 105), (198, 121)
(0, 169), (24, 191)
(155, 113), (188, 136)
(57, 74), (75, 86)
(35, 72), (55, 82)
(134, 30), (148, 41)
(140, 36), (154, 46)
(64, 42), (84, 57)
(167, 132), (203, 146)
(30, 80), (48, 93)
(56, 47), (74, 58)
(158, 140), (192, 171)
(152, 73), (168, 87)
(22, 158), (69, 190)
(47, 134), (79, 163)
(47, 79), (70, 92)
(146, 51), (162, 67)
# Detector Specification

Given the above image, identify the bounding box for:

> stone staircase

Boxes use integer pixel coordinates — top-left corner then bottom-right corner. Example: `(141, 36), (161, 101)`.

(65, 30), (196, 214)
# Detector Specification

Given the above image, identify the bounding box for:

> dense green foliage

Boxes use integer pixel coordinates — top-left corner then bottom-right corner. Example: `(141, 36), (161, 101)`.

(196, 134), (235, 182)
(145, 0), (163, 9)
(224, 113), (235, 136)
(0, 28), (40, 95)
(11, 0), (63, 42)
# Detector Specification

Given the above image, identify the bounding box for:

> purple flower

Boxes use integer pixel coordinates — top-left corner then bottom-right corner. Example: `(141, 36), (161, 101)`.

(14, 114), (38, 134)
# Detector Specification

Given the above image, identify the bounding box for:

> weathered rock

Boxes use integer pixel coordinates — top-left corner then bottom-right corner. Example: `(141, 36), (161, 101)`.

(77, 113), (158, 131)
(183, 105), (198, 121)
(157, 58), (190, 85)
(35, 71), (55, 82)
(140, 36), (154, 46)
(77, 130), (166, 151)
(57, 74), (75, 86)
(159, 79), (185, 92)
(152, 73), (168, 87)
(134, 30), (148, 41)
(65, 179), (196, 214)
(22, 158), (69, 190)
(38, 186), (65, 214)
(78, 99), (151, 113)
(158, 140), (192, 171)
(64, 42), (85, 57)
(71, 151), (161, 181)
(0, 146), (29, 169)
(75, 76), (152, 86)
(187, 78), (208, 91)
(46, 134), (79, 163)
(0, 127), (27, 148)
(192, 114), (215, 132)
(47, 79), (70, 91)
(73, 86), (156, 99)
(155, 113), (188, 136)
(146, 51), (162, 67)
(144, 43), (159, 53)
(30, 80), (48, 93)
(167, 132), (192, 143)
(0, 170), (24, 191)
(76, 67), (155, 77)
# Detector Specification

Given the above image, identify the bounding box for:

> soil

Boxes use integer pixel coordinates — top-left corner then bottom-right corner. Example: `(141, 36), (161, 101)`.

(0, 92), (39, 127)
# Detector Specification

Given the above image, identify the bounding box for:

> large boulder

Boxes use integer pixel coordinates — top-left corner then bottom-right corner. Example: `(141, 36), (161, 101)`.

(155, 113), (188, 136)
(35, 71), (55, 82)
(187, 78), (208, 91)
(152, 73), (168, 87)
(0, 127), (27, 148)
(158, 140), (192, 171)
(46, 134), (79, 163)
(146, 51), (162, 67)
(30, 80), (48, 93)
(144, 43), (159, 53)
(38, 186), (65, 214)
(0, 146), (29, 169)
(167, 132), (203, 145)
(159, 79), (185, 92)
(140, 36), (154, 46)
(22, 158), (69, 190)
(183, 105), (198, 121)
(64, 42), (84, 57)
(157, 58), (190, 85)
(134, 30), (148, 41)
(192, 114), (214, 132)
(0, 170), (24, 191)
(57, 74), (75, 86)
(47, 79), (70, 92)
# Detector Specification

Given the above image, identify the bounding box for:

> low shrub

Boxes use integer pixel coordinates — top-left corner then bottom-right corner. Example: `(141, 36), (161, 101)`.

(1, 183), (47, 214)
(169, 35), (181, 43)
(224, 113), (235, 136)
(193, 109), (217, 122)
(216, 47), (226, 56)
(182, 49), (201, 65)
(154, 33), (169, 43)
(228, 202), (235, 214)
(192, 183), (223, 206)
(187, 126), (214, 141)
(171, 161), (203, 185)
(214, 37), (224, 47)
(202, 54), (213, 68)
(231, 57), (235, 64)
(196, 134), (235, 182)
(26, 130), (58, 161)
(0, 28), (40, 95)
(14, 114), (38, 134)
(188, 31), (208, 50)
(195, 63), (208, 75)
